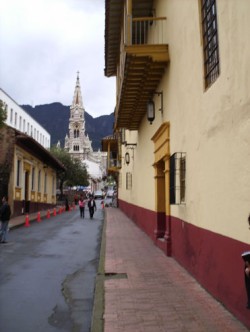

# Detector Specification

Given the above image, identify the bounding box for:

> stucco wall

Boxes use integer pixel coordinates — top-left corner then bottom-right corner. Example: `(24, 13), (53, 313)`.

(118, 0), (250, 245)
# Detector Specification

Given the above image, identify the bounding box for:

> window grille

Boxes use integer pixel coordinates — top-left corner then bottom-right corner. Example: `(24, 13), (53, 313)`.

(201, 0), (220, 88)
(44, 172), (47, 194)
(38, 170), (41, 192)
(170, 153), (186, 205)
(126, 172), (132, 190)
(31, 167), (35, 191)
(16, 159), (21, 187)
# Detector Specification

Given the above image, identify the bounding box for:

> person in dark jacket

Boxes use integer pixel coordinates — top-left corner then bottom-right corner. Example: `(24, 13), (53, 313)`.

(87, 196), (96, 219)
(242, 251), (250, 309)
(0, 196), (11, 244)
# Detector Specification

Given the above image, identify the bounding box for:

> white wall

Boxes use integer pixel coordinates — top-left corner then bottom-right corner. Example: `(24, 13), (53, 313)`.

(0, 88), (51, 148)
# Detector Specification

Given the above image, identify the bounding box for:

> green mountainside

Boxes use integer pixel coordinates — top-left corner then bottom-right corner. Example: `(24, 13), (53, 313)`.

(22, 103), (114, 150)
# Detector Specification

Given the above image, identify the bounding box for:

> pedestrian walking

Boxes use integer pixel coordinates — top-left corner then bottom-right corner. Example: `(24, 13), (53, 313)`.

(78, 196), (85, 218)
(0, 196), (11, 244)
(65, 197), (69, 211)
(242, 251), (250, 309)
(88, 196), (96, 219)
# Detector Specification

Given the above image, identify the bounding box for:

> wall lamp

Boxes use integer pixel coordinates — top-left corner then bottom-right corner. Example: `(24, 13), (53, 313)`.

(147, 91), (163, 124)
(124, 144), (136, 166)
(125, 152), (130, 165)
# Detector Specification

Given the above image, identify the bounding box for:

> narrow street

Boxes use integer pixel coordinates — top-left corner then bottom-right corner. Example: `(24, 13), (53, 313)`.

(0, 201), (104, 332)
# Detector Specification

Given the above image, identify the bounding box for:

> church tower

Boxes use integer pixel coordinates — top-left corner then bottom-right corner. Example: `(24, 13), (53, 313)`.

(64, 72), (93, 161)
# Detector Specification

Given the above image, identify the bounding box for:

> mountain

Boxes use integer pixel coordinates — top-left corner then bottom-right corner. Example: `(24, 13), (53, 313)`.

(22, 103), (114, 150)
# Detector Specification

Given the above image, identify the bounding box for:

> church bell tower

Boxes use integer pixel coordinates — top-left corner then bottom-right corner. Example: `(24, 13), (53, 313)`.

(64, 72), (93, 161)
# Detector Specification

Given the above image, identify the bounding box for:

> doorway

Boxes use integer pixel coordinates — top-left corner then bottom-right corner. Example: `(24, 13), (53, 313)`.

(151, 122), (170, 245)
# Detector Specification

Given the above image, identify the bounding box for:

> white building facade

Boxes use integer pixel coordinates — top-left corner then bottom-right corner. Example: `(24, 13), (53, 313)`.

(0, 88), (50, 148)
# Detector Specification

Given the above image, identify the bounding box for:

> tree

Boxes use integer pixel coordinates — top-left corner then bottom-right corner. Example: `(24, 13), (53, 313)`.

(0, 100), (7, 128)
(50, 146), (89, 197)
(67, 158), (89, 187)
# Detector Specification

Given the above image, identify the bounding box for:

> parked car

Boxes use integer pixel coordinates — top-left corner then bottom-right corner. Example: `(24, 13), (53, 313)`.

(94, 190), (104, 199)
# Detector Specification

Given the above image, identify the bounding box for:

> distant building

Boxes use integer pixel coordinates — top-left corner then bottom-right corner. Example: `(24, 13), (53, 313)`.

(0, 88), (50, 148)
(64, 73), (107, 189)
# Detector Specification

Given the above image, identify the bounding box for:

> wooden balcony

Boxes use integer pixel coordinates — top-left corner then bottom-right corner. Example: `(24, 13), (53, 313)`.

(102, 134), (121, 173)
(115, 16), (169, 130)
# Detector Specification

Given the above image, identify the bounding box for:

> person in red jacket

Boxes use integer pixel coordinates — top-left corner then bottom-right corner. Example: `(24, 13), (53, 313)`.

(78, 196), (85, 218)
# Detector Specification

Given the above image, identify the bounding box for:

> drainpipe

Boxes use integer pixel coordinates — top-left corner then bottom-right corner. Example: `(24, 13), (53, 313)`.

(164, 215), (172, 257)
(164, 156), (172, 256)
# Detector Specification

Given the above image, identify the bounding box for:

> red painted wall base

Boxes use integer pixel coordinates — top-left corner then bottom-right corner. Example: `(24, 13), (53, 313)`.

(118, 199), (250, 329)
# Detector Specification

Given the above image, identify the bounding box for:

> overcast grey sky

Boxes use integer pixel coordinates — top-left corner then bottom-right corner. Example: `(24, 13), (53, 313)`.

(0, 0), (116, 117)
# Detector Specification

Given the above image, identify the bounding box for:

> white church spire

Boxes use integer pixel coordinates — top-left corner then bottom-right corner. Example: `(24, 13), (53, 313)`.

(64, 73), (106, 183)
(72, 71), (84, 107)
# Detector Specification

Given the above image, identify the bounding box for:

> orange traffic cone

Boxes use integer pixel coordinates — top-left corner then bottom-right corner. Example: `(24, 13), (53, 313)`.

(58, 207), (62, 214)
(37, 211), (41, 222)
(47, 210), (50, 219)
(24, 214), (30, 227)
(53, 208), (56, 216)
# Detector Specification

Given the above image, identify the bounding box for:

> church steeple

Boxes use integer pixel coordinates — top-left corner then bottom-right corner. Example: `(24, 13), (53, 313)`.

(72, 71), (83, 107)
(65, 72), (93, 161)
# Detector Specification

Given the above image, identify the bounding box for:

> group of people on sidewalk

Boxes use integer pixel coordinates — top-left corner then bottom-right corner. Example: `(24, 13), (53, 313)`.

(78, 195), (96, 219)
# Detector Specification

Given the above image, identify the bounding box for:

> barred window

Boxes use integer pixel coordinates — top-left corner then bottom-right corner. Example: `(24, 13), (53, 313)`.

(16, 159), (21, 187)
(44, 172), (47, 194)
(201, 0), (220, 88)
(126, 172), (132, 190)
(170, 153), (186, 205)
(38, 170), (41, 192)
(31, 167), (35, 191)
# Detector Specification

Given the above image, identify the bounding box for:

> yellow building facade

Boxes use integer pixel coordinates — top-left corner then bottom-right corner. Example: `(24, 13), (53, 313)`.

(0, 126), (64, 217)
(104, 0), (250, 327)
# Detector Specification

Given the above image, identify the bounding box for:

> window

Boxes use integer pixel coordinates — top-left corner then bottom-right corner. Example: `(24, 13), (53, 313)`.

(74, 129), (79, 138)
(170, 153), (186, 205)
(52, 176), (55, 195)
(44, 172), (47, 193)
(19, 116), (22, 130)
(16, 159), (21, 186)
(73, 145), (79, 151)
(201, 0), (220, 88)
(31, 167), (35, 191)
(126, 172), (132, 190)
(10, 108), (13, 123)
(38, 170), (41, 192)
(14, 112), (17, 126)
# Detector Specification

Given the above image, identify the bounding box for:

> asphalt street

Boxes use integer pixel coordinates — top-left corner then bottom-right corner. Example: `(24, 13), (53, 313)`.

(0, 201), (104, 332)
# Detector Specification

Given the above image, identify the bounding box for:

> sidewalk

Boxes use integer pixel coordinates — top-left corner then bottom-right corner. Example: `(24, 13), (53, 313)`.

(8, 206), (69, 229)
(102, 207), (248, 332)
(8, 210), (48, 229)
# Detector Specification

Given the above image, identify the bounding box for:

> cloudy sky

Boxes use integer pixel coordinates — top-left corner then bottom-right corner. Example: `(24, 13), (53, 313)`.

(0, 0), (116, 117)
